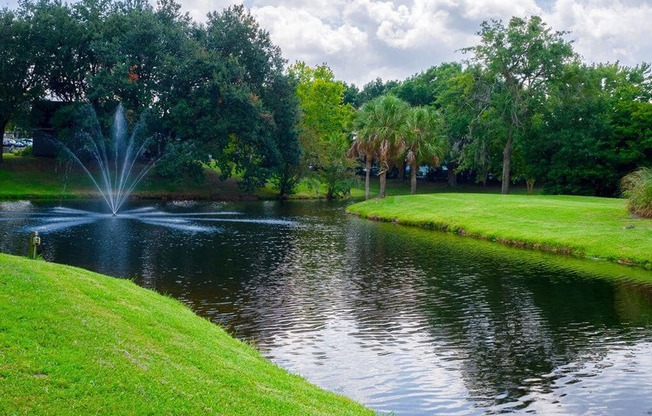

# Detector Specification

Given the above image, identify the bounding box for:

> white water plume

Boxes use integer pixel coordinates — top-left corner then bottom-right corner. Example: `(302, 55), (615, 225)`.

(58, 104), (158, 215)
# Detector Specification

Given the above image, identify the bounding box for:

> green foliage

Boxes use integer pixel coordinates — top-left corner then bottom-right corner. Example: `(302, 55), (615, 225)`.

(352, 95), (410, 198)
(4, 3), (652, 199)
(622, 168), (652, 218)
(289, 62), (355, 199)
(0, 7), (45, 162)
(404, 106), (447, 193)
(525, 63), (652, 196)
(14, 145), (32, 157)
(342, 83), (361, 108)
(462, 16), (576, 194)
(264, 73), (302, 198)
(155, 141), (205, 183)
(356, 78), (400, 106)
(3, 0), (301, 192)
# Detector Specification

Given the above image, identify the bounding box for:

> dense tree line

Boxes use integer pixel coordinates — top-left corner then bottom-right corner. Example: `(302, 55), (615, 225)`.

(346, 17), (652, 197)
(3, 4), (651, 198)
(0, 0), (300, 194)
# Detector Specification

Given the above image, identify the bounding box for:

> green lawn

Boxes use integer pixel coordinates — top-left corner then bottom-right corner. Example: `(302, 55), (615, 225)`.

(0, 154), (270, 200)
(0, 154), (369, 201)
(0, 253), (372, 415)
(2, 154), (529, 202)
(347, 193), (652, 269)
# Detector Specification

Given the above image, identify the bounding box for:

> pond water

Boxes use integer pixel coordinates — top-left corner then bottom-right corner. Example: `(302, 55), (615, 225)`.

(2, 199), (652, 415)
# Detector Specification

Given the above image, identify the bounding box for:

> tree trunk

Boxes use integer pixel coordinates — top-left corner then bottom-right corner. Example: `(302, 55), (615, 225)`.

(526, 178), (535, 195)
(379, 172), (386, 198)
(326, 186), (334, 200)
(410, 161), (417, 194)
(400, 159), (406, 182)
(365, 156), (371, 200)
(501, 131), (513, 195)
(447, 162), (457, 188)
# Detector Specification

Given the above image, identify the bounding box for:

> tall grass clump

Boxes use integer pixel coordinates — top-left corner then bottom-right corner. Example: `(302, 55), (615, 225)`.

(621, 167), (652, 218)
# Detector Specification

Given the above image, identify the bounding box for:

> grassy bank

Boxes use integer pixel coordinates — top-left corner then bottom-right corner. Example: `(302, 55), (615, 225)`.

(2, 154), (532, 202)
(347, 193), (652, 269)
(0, 154), (275, 200)
(0, 154), (370, 201)
(0, 253), (372, 415)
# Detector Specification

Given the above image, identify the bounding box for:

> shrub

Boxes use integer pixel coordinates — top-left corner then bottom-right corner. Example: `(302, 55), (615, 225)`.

(621, 167), (652, 217)
(15, 145), (32, 157)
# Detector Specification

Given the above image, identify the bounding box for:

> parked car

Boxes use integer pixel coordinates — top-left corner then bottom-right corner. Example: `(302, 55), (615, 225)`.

(355, 165), (379, 176)
(406, 164), (434, 180)
(15, 139), (32, 148)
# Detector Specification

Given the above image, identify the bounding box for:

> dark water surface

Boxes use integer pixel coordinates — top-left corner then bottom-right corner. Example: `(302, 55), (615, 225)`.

(2, 199), (652, 415)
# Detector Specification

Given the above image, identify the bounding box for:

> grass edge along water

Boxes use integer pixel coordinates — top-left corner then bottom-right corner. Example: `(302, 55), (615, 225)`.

(347, 193), (652, 270)
(0, 253), (373, 415)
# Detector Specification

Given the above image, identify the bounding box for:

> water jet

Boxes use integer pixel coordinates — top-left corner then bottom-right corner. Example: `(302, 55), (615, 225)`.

(58, 104), (158, 215)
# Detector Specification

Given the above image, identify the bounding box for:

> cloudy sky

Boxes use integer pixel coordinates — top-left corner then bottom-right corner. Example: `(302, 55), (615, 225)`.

(3, 0), (651, 86)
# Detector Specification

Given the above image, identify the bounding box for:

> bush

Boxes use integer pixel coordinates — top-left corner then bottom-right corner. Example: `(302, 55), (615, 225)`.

(621, 167), (652, 217)
(15, 145), (32, 157)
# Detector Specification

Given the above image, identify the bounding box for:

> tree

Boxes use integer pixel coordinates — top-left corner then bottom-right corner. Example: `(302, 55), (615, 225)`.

(352, 95), (409, 198)
(265, 72), (301, 198)
(0, 8), (44, 163)
(348, 128), (376, 200)
(463, 16), (575, 194)
(196, 5), (299, 191)
(357, 78), (399, 106)
(290, 62), (355, 199)
(523, 62), (652, 196)
(433, 63), (479, 187)
(404, 106), (447, 194)
(21, 0), (89, 103)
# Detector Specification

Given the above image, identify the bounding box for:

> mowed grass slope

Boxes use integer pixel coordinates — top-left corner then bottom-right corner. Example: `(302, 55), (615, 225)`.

(347, 193), (652, 268)
(0, 253), (372, 415)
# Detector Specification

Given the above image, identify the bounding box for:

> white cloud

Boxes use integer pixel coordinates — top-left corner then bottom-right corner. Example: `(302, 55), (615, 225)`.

(544, 0), (652, 64)
(460, 0), (541, 20)
(2, 0), (650, 86)
(252, 6), (368, 58)
(250, 0), (651, 86)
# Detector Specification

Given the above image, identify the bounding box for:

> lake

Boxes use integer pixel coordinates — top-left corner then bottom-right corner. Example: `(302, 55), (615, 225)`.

(2, 199), (652, 415)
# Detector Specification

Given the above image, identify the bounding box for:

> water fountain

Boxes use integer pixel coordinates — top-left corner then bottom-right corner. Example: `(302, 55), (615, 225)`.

(59, 104), (156, 216)
(1, 104), (296, 235)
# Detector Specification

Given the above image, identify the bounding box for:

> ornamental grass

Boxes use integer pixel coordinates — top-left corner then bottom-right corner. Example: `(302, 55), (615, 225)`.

(622, 167), (652, 218)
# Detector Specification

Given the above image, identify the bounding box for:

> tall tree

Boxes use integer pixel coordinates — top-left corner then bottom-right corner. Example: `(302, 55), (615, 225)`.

(196, 5), (299, 190)
(352, 95), (409, 198)
(265, 71), (301, 198)
(404, 106), (447, 194)
(21, 0), (89, 103)
(290, 62), (355, 199)
(462, 16), (575, 193)
(348, 125), (377, 200)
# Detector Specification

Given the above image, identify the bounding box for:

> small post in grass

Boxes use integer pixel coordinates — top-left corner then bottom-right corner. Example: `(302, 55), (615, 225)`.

(28, 231), (41, 259)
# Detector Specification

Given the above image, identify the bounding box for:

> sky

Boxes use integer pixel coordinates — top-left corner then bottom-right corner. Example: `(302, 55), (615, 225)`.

(3, 0), (651, 86)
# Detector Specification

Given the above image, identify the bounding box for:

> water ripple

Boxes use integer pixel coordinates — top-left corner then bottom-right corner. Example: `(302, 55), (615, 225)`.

(2, 200), (652, 415)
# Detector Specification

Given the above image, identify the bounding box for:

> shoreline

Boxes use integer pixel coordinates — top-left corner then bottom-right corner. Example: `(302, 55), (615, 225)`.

(347, 193), (652, 270)
(0, 253), (372, 415)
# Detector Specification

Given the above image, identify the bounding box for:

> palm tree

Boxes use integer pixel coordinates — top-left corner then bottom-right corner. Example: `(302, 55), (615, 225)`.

(374, 96), (410, 198)
(351, 95), (409, 198)
(348, 132), (376, 200)
(404, 106), (447, 194)
(349, 100), (381, 200)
